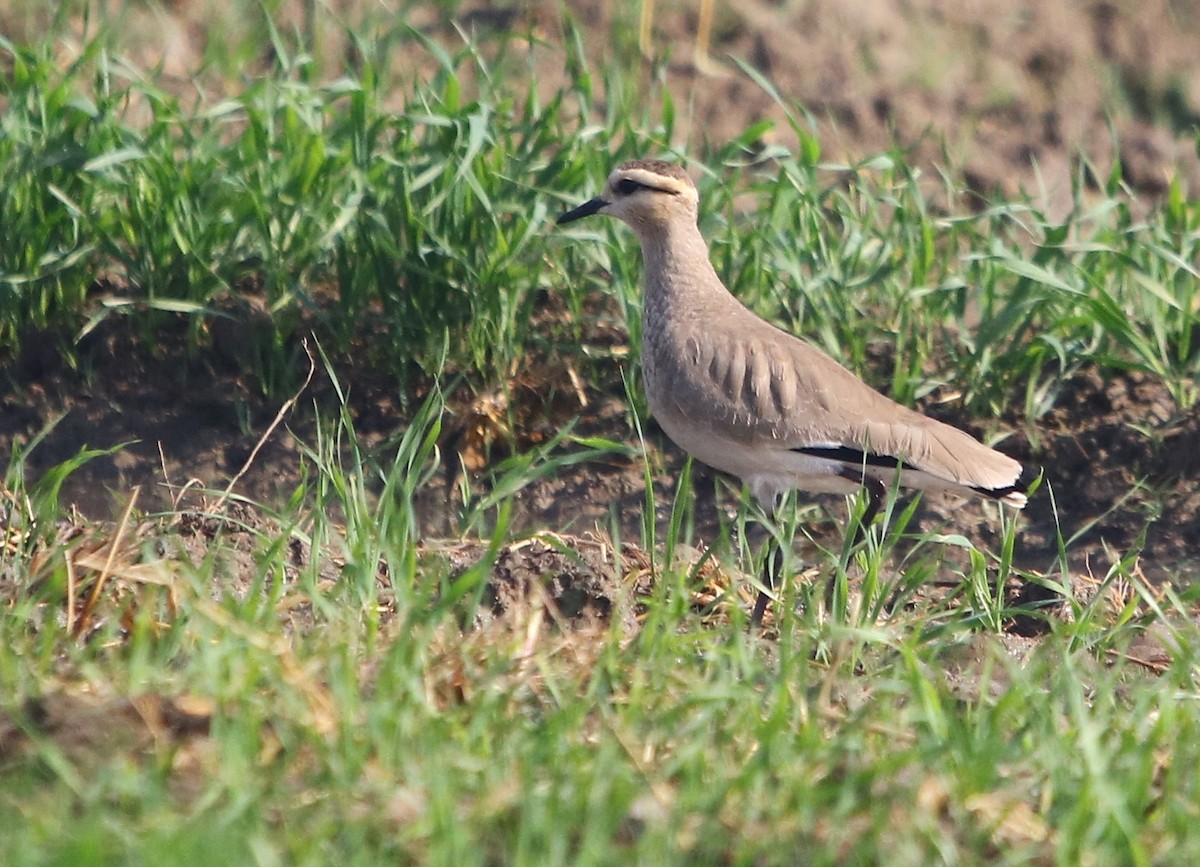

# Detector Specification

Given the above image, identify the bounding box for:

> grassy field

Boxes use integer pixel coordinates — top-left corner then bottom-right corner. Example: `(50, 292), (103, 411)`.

(3, 4), (1200, 865)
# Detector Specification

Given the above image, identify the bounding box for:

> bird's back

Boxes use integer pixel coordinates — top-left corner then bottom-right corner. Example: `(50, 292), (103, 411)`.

(643, 272), (1026, 499)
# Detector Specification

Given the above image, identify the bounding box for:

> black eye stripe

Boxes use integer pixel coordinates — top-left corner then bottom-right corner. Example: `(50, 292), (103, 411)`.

(614, 178), (676, 196)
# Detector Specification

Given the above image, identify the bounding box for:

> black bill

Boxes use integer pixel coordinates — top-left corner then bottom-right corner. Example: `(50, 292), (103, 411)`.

(556, 197), (608, 224)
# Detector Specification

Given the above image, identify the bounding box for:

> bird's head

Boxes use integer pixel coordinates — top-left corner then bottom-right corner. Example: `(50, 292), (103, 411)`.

(558, 159), (698, 236)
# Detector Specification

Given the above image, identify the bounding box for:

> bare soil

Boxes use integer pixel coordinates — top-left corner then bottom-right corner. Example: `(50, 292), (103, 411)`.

(5, 304), (1198, 601)
(4, 0), (1200, 628)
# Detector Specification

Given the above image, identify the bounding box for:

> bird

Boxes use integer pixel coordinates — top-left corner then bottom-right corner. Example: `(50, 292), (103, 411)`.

(557, 159), (1033, 625)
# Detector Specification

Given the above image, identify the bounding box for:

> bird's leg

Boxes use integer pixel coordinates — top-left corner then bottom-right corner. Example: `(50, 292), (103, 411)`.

(823, 471), (889, 616)
(749, 472), (888, 628)
(838, 468), (888, 547)
(749, 494), (785, 629)
(749, 534), (782, 628)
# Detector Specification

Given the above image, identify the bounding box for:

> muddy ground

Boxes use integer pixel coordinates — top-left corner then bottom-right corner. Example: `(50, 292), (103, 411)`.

(4, 0), (1200, 624)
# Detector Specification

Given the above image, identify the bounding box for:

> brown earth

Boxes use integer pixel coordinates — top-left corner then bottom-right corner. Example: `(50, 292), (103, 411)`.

(4, 0), (1200, 629)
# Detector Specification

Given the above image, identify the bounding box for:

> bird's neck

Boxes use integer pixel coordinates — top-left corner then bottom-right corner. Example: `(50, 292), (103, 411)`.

(637, 221), (730, 323)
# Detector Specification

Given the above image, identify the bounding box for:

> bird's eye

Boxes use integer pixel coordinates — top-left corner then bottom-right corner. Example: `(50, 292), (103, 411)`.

(615, 178), (642, 196)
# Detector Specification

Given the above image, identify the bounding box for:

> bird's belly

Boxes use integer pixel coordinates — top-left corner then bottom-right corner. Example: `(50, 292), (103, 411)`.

(650, 405), (861, 505)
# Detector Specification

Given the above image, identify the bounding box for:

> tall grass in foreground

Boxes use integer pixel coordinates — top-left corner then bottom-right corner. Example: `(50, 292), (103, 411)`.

(2, 423), (1200, 865)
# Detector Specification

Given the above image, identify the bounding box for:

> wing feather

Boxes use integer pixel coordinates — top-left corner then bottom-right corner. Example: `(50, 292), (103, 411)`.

(658, 317), (1023, 491)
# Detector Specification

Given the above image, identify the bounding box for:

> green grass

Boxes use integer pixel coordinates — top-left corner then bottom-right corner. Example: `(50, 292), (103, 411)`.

(3, 4), (1200, 865)
(4, 13), (1198, 407)
(4, 431), (1198, 865)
